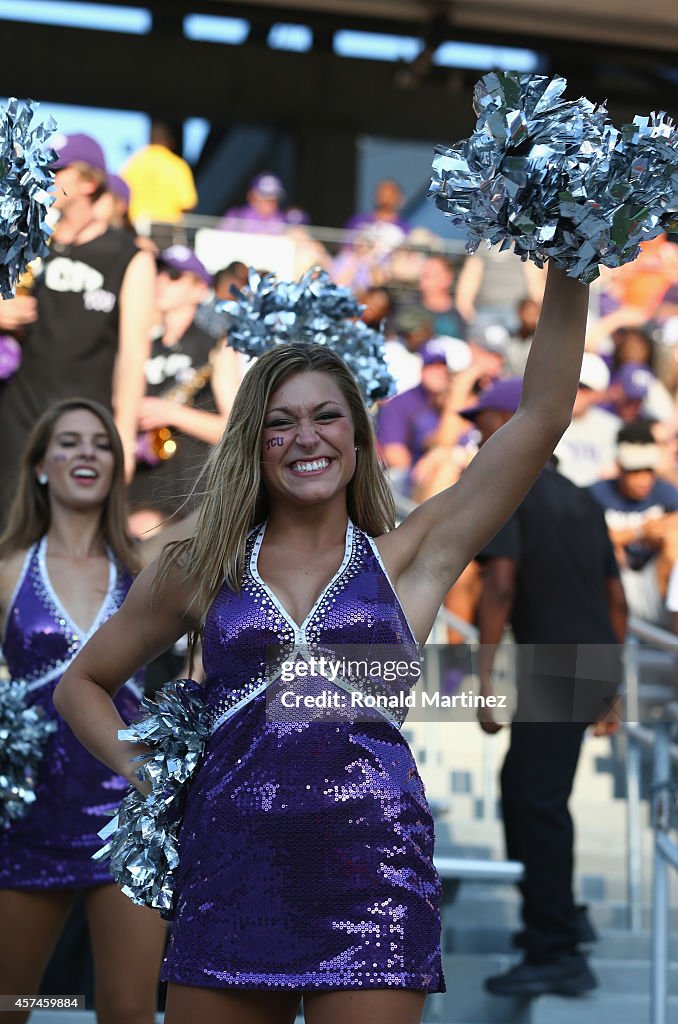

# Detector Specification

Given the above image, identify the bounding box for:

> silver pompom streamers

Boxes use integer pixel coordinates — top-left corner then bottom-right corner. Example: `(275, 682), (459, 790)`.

(211, 267), (396, 403)
(0, 680), (57, 828)
(429, 71), (678, 283)
(0, 98), (56, 299)
(94, 678), (209, 919)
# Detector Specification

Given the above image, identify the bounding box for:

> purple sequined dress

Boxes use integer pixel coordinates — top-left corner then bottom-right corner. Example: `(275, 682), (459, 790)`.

(0, 537), (142, 889)
(162, 520), (445, 992)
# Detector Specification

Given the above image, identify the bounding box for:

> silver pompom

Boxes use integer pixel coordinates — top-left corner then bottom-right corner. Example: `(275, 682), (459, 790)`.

(429, 71), (678, 283)
(94, 678), (210, 919)
(0, 680), (57, 828)
(0, 98), (56, 299)
(212, 267), (396, 403)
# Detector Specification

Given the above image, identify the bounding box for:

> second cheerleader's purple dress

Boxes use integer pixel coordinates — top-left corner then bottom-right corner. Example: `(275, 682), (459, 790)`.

(0, 537), (142, 889)
(162, 520), (445, 992)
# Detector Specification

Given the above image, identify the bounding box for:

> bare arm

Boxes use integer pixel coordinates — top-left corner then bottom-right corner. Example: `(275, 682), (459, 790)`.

(454, 255), (484, 323)
(476, 558), (517, 733)
(112, 250), (156, 480)
(381, 442), (412, 471)
(53, 559), (199, 786)
(377, 263), (588, 644)
(0, 296), (37, 331)
(606, 576), (628, 644)
(137, 343), (240, 446)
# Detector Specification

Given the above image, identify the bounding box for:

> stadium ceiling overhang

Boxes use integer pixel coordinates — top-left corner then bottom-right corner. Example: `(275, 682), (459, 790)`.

(189, 0), (678, 54)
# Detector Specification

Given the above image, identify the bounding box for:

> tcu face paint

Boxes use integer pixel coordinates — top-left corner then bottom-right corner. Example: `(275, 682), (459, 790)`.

(266, 437), (284, 449)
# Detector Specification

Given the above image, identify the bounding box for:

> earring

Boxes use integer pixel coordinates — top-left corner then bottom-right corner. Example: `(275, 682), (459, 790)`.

(354, 445), (359, 453)
(37, 473), (48, 485)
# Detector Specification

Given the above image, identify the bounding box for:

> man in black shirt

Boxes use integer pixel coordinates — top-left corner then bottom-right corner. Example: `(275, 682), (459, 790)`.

(460, 381), (627, 997)
(0, 133), (155, 521)
(128, 245), (238, 534)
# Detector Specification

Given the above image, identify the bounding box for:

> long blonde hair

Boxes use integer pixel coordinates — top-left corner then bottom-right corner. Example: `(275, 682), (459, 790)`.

(0, 397), (139, 572)
(161, 343), (396, 628)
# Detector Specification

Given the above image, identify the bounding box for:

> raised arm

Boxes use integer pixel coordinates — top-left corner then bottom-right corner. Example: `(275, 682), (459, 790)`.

(113, 250), (156, 481)
(378, 263), (588, 642)
(53, 558), (199, 788)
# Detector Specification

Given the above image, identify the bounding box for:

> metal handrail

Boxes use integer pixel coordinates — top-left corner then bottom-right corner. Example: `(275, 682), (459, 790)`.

(628, 615), (678, 652)
(138, 213), (468, 257)
(620, 618), (678, 1024)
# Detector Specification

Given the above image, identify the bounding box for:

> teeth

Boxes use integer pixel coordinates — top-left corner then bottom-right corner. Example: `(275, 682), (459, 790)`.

(292, 459), (330, 473)
(72, 468), (97, 478)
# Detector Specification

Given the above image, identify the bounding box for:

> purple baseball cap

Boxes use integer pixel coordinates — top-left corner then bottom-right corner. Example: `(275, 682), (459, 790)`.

(612, 363), (654, 401)
(107, 174), (130, 207)
(51, 132), (107, 173)
(249, 172), (285, 200)
(157, 245), (212, 286)
(459, 377), (523, 421)
(421, 336), (472, 372)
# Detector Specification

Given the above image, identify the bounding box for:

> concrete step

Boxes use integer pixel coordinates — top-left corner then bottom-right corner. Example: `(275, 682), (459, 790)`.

(423, 955), (678, 1022)
(443, 921), (678, 959)
(530, 993), (678, 1024)
(445, 889), (678, 933)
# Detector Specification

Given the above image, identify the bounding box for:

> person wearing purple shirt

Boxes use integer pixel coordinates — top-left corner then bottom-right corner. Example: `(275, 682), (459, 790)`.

(220, 172), (296, 233)
(377, 337), (471, 493)
(344, 179), (410, 234)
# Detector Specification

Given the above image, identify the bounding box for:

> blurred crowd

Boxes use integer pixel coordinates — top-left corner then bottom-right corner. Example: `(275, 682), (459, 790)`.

(3, 124), (678, 634)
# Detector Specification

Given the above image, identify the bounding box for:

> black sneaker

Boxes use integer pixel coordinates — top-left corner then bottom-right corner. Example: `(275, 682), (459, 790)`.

(484, 953), (598, 997)
(512, 905), (598, 950)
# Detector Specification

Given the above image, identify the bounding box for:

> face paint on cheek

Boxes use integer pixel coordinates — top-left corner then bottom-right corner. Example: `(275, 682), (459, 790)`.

(265, 437), (284, 449)
(52, 453), (68, 462)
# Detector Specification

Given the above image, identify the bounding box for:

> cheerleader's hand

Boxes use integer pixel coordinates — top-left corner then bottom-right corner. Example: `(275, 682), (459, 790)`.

(121, 743), (153, 796)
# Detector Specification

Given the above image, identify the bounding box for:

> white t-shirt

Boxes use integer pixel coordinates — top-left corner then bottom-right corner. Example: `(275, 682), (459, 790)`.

(665, 561), (678, 612)
(554, 408), (622, 488)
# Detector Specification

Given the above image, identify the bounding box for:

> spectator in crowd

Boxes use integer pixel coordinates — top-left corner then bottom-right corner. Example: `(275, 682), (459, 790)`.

(377, 336), (471, 492)
(607, 362), (674, 424)
(0, 133), (155, 525)
(381, 306), (432, 396)
(93, 174), (159, 257)
(220, 172), (290, 232)
(94, 174), (132, 232)
(610, 325), (656, 374)
(122, 120), (198, 226)
(127, 245), (239, 536)
(387, 227), (444, 294)
(554, 353), (621, 487)
(213, 261), (249, 300)
(344, 178), (410, 235)
(333, 224), (403, 293)
(411, 366), (508, 504)
(456, 377), (523, 447)
(455, 243), (546, 341)
(359, 285), (392, 330)
(589, 420), (678, 624)
(611, 232), (678, 321)
(502, 297), (542, 378)
(473, 384), (626, 998)
(395, 254), (466, 341)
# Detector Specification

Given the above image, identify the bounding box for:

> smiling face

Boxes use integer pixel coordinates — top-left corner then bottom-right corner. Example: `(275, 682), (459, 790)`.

(260, 371), (356, 509)
(36, 407), (115, 511)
